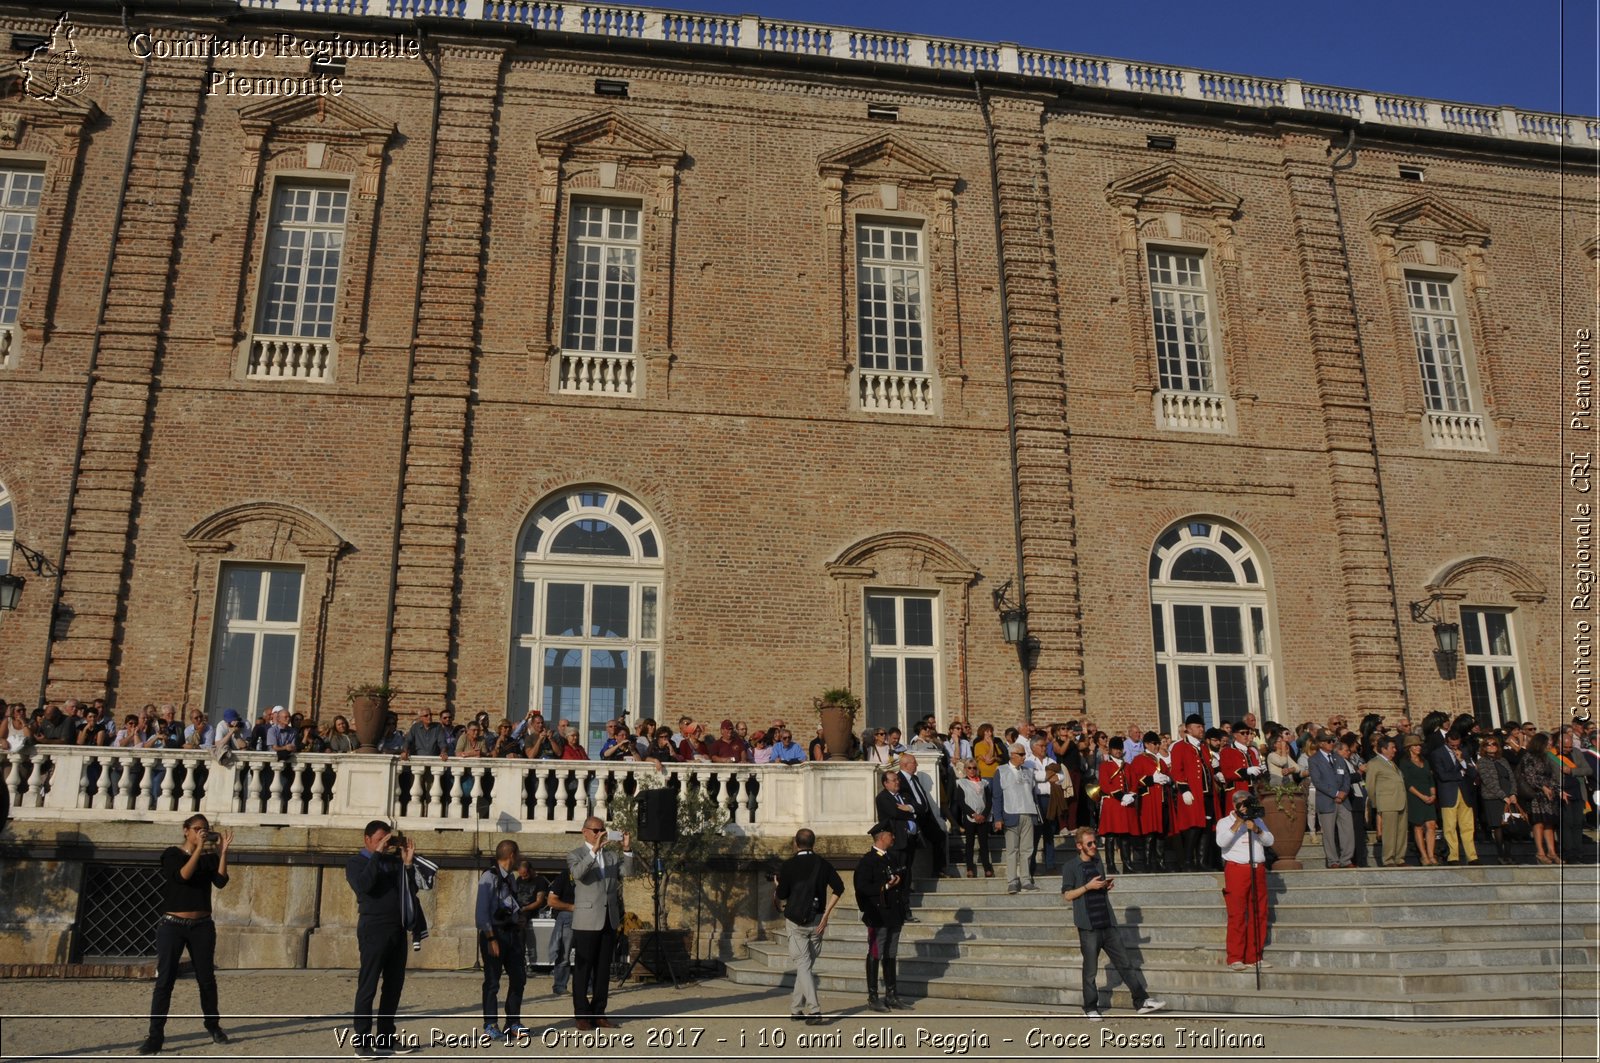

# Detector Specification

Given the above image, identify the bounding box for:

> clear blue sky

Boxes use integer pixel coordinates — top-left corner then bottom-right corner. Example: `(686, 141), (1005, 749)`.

(658, 0), (1594, 115)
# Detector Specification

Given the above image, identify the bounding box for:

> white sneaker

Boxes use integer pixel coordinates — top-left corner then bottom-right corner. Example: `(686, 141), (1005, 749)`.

(1084, 1010), (1103, 1020)
(1257, 960), (1275, 969)
(1228, 961), (1248, 972)
(1137, 999), (1167, 1014)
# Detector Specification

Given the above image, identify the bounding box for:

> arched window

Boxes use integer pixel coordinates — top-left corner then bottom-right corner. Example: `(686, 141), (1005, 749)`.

(0, 482), (13, 576)
(1149, 520), (1276, 733)
(510, 488), (663, 755)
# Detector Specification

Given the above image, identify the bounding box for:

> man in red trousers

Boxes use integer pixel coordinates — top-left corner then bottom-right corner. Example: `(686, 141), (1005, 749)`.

(1215, 790), (1274, 972)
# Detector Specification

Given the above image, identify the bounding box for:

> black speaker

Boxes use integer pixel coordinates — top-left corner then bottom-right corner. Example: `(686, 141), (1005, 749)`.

(636, 787), (678, 843)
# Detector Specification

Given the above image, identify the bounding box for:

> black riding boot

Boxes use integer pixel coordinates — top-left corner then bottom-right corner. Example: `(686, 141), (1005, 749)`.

(1120, 837), (1139, 874)
(1102, 838), (1118, 876)
(1148, 836), (1165, 873)
(884, 958), (912, 1009)
(866, 958), (887, 1011)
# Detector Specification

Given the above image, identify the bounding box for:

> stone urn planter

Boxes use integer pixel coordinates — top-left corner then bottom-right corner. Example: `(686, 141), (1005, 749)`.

(347, 684), (395, 753)
(813, 688), (860, 762)
(1262, 787), (1308, 870)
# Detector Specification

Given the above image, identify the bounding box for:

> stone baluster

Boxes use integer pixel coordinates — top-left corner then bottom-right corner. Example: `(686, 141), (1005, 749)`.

(428, 762), (447, 819)
(24, 753), (50, 808)
(179, 758), (198, 811)
(157, 754), (177, 811)
(268, 759), (286, 815)
(3, 754), (21, 811)
(288, 757), (306, 815)
(310, 760), (328, 815)
(77, 755), (95, 810)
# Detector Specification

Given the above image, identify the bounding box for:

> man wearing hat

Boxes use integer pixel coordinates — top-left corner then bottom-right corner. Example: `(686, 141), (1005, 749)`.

(1308, 730), (1355, 868)
(708, 719), (749, 763)
(212, 710), (250, 760)
(1216, 790), (1274, 971)
(1218, 722), (1265, 800)
(1169, 714), (1219, 871)
(853, 823), (911, 1012)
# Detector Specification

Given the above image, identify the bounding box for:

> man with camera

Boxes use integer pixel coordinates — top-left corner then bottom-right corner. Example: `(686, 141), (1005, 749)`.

(1216, 790), (1275, 971)
(346, 821), (434, 1058)
(853, 823), (911, 1013)
(567, 816), (635, 1030)
(139, 815), (233, 1055)
(475, 839), (531, 1041)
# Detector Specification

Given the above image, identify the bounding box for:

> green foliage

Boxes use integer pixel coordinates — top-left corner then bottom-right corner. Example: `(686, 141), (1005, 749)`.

(346, 683), (397, 702)
(1263, 779), (1305, 809)
(814, 687), (861, 722)
(608, 775), (730, 876)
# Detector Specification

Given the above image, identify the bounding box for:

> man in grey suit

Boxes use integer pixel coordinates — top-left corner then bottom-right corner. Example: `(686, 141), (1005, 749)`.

(567, 816), (635, 1030)
(1307, 732), (1354, 867)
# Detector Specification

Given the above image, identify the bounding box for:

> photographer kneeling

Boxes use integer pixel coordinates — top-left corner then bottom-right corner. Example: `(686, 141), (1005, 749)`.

(1216, 790), (1274, 972)
(140, 816), (233, 1055)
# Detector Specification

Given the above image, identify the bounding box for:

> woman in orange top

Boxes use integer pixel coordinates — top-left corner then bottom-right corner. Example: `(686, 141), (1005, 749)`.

(973, 722), (1003, 780)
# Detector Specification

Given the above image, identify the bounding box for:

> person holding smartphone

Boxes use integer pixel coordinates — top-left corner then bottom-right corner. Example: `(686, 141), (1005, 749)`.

(567, 816), (634, 1030)
(139, 815), (233, 1054)
(1059, 826), (1164, 1021)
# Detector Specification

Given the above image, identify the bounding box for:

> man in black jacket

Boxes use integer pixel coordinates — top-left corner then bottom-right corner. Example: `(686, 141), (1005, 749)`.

(774, 828), (845, 1025)
(346, 821), (433, 1058)
(852, 824), (911, 1013)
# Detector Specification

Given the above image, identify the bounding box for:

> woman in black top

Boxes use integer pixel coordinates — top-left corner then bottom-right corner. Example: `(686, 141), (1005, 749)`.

(140, 814), (233, 1055)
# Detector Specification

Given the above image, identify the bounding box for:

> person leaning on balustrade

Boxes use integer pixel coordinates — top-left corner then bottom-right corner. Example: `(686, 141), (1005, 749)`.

(325, 715), (359, 754)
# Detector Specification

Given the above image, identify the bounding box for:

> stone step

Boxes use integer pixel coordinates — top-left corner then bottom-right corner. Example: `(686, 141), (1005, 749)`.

(812, 917), (1597, 947)
(721, 959), (1596, 1018)
(912, 863), (1596, 893)
(840, 893), (1600, 924)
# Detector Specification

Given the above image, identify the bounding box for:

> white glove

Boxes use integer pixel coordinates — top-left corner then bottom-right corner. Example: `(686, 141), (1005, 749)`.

(1119, 794), (1135, 807)
(1246, 765), (1265, 777)
(1181, 792), (1195, 806)
(1152, 772), (1171, 784)
(1214, 771), (1226, 784)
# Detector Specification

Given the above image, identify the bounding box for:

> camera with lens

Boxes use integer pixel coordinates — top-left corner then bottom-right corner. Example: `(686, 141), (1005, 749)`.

(204, 831), (222, 846)
(383, 833), (409, 855)
(1236, 795), (1265, 820)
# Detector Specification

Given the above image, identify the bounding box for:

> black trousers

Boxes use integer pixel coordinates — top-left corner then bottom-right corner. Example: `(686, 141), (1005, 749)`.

(481, 927), (527, 1028)
(147, 917), (221, 1043)
(1348, 794), (1369, 867)
(1077, 926), (1147, 1013)
(959, 818), (993, 870)
(570, 920), (617, 1022)
(354, 919), (408, 1041)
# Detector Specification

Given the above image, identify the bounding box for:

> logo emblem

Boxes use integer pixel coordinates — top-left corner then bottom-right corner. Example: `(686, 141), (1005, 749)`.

(22, 14), (89, 102)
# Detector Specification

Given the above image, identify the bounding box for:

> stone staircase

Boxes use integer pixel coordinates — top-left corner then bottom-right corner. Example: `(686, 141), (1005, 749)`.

(725, 864), (1599, 1017)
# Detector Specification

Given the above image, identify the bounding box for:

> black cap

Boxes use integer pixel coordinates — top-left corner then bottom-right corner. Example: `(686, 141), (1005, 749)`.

(869, 823), (891, 837)
(1184, 713), (1204, 727)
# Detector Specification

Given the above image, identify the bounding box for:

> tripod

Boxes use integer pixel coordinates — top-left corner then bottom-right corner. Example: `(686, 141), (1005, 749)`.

(617, 841), (682, 988)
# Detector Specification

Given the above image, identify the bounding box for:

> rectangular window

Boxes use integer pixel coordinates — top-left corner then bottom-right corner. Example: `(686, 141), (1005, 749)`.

(205, 565), (303, 716)
(257, 184), (348, 338)
(856, 222), (926, 373)
(562, 202), (640, 354)
(0, 167), (42, 330)
(1406, 275), (1471, 413)
(864, 591), (939, 732)
(1462, 607), (1523, 729)
(1148, 248), (1215, 393)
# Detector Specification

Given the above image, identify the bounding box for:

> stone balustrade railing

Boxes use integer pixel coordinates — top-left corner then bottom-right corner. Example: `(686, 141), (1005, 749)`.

(1, 747), (885, 837)
(227, 1), (1594, 148)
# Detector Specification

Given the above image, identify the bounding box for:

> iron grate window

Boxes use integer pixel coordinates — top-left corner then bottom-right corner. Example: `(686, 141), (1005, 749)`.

(74, 862), (163, 961)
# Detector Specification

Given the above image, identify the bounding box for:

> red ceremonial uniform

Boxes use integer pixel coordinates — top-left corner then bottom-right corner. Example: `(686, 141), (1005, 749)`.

(1168, 737), (1212, 832)
(1097, 759), (1137, 835)
(1218, 742), (1260, 798)
(1133, 751), (1171, 835)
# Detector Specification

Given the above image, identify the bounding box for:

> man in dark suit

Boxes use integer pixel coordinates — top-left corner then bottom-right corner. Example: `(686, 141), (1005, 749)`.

(346, 821), (434, 1058)
(1430, 726), (1480, 864)
(852, 824), (911, 1013)
(873, 770), (917, 862)
(567, 816), (635, 1030)
(898, 753), (949, 880)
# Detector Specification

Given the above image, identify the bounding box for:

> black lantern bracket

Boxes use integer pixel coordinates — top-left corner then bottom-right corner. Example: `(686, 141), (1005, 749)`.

(991, 578), (1039, 670)
(0, 541), (61, 613)
(1408, 593), (1459, 681)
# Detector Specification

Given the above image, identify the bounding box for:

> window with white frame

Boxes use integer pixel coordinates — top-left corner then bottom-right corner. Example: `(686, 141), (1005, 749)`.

(1406, 274), (1472, 413)
(249, 183), (348, 381)
(1149, 248), (1215, 393)
(1461, 607), (1524, 729)
(205, 565), (304, 717)
(0, 481), (14, 576)
(1149, 521), (1276, 734)
(864, 591), (939, 734)
(511, 489), (662, 753)
(558, 202), (641, 396)
(0, 167), (43, 366)
(857, 222), (927, 375)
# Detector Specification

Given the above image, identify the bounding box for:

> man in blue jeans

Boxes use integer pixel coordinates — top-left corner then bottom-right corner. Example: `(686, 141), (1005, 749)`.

(545, 867), (575, 996)
(1059, 826), (1166, 1020)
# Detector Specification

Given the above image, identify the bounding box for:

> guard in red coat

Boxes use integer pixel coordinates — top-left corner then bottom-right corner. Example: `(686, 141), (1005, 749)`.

(1218, 723), (1265, 800)
(1132, 732), (1173, 873)
(1168, 714), (1219, 871)
(1097, 737), (1138, 874)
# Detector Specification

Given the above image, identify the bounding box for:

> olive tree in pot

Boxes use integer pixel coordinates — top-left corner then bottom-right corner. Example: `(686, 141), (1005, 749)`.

(347, 683), (396, 753)
(813, 687), (861, 761)
(1260, 779), (1308, 870)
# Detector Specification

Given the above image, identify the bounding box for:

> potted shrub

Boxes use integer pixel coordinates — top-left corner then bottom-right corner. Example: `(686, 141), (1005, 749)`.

(347, 683), (396, 753)
(812, 687), (860, 761)
(1260, 779), (1308, 869)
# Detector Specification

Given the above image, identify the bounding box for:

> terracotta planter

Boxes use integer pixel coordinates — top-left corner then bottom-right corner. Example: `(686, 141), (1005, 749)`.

(1263, 793), (1307, 870)
(816, 704), (855, 761)
(351, 695), (388, 753)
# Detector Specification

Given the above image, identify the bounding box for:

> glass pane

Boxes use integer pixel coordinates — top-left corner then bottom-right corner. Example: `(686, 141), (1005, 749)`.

(1211, 606), (1244, 655)
(0, 501), (12, 532)
(1173, 604), (1207, 654)
(513, 581), (536, 637)
(544, 584), (585, 637)
(1494, 666), (1521, 724)
(639, 650), (657, 717)
(551, 519), (630, 557)
(206, 631), (255, 716)
(903, 598), (934, 647)
(639, 530), (659, 559)
(1178, 665), (1212, 727)
(541, 648), (583, 724)
(1171, 548), (1236, 583)
(264, 570), (302, 623)
(1485, 612), (1511, 656)
(1157, 528), (1181, 551)
(520, 521), (543, 555)
(905, 658), (936, 718)
(256, 633), (297, 710)
(1218, 531), (1242, 553)
(866, 656), (899, 731)
(1251, 607), (1266, 655)
(615, 501), (642, 525)
(220, 567), (261, 622)
(1151, 604), (1165, 653)
(640, 586), (658, 640)
(1256, 665), (1272, 717)
(538, 498), (570, 525)
(1461, 610), (1484, 656)
(1155, 664), (1169, 728)
(1240, 559), (1258, 584)
(1187, 522), (1210, 538)
(508, 645), (533, 716)
(1466, 665), (1492, 724)
(1216, 665), (1249, 718)
(591, 585), (629, 638)
(1148, 553), (1161, 580)
(588, 649), (628, 751)
(866, 596), (897, 647)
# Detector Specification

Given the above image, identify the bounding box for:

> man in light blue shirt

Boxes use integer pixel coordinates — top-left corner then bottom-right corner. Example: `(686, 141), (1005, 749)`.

(265, 707), (297, 755)
(771, 729), (807, 764)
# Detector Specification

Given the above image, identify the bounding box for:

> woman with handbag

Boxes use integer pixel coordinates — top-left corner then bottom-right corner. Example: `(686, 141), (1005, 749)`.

(1476, 732), (1521, 864)
(1514, 732), (1562, 865)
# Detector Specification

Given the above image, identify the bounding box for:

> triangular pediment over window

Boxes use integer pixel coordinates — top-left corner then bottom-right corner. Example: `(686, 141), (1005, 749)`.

(1369, 194), (1489, 244)
(237, 94), (395, 142)
(1105, 163), (1241, 215)
(817, 133), (957, 185)
(0, 63), (100, 146)
(536, 109), (686, 164)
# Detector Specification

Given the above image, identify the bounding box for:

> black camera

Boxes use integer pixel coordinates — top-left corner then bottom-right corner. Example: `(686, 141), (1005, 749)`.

(383, 833), (409, 854)
(1236, 795), (1265, 820)
(204, 831), (222, 845)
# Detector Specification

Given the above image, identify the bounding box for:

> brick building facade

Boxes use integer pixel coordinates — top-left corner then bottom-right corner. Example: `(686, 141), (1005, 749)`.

(0, 2), (1591, 751)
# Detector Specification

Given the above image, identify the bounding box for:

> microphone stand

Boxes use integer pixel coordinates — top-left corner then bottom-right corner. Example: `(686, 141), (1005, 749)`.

(618, 840), (681, 988)
(1245, 811), (1262, 991)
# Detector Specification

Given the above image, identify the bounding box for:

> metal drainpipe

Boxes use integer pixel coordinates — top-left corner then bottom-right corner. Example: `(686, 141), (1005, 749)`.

(974, 77), (1032, 719)
(37, 39), (149, 710)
